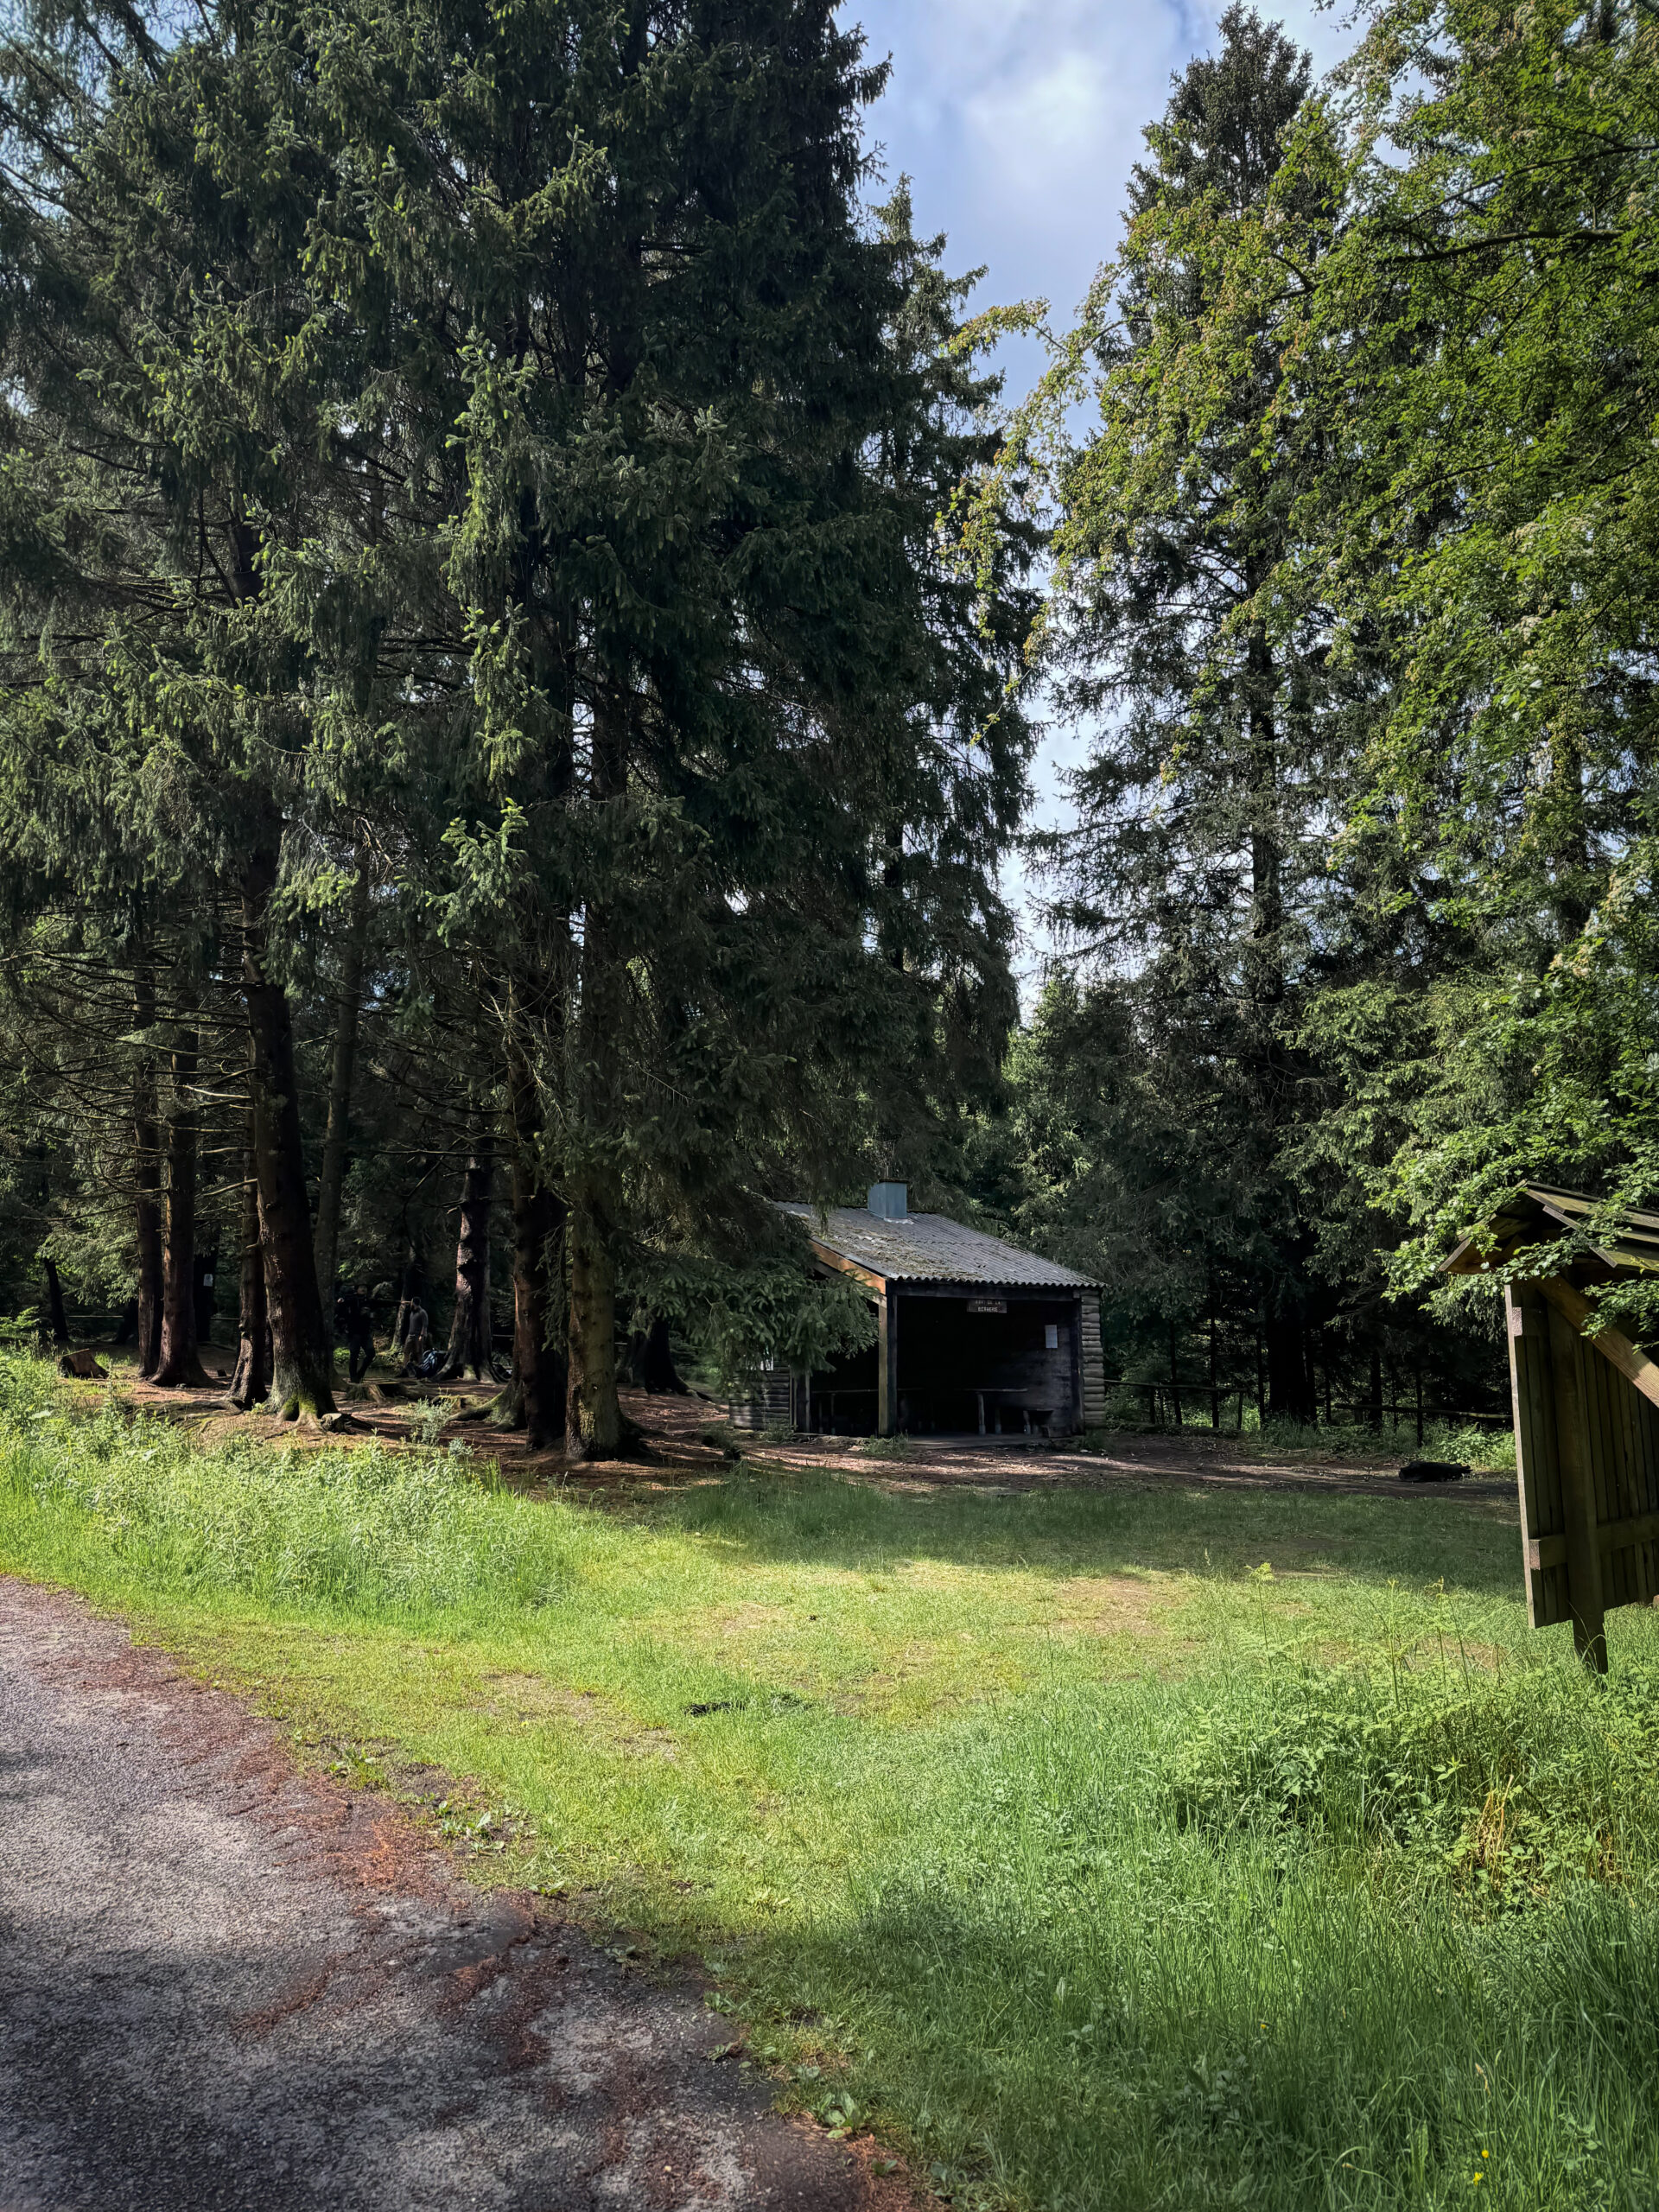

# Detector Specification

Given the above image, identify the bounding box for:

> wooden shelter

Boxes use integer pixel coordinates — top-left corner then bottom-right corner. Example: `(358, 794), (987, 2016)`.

(1444, 1184), (1659, 1670)
(734, 1185), (1107, 1439)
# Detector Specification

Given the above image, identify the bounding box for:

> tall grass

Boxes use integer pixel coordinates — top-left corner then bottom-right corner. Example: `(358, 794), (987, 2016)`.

(0, 1359), (586, 1617)
(3, 1351), (1656, 2210)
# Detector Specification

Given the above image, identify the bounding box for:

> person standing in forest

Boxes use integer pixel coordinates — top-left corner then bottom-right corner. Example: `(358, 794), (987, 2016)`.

(334, 1287), (376, 1384)
(399, 1301), (431, 1380)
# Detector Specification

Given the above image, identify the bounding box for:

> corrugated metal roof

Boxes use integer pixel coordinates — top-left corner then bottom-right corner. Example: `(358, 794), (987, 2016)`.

(1443, 1183), (1659, 1278)
(779, 1203), (1097, 1289)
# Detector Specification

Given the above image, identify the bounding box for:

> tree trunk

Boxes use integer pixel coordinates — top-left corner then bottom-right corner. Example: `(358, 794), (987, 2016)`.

(228, 1098), (270, 1408)
(313, 864), (371, 1332)
(1243, 613), (1283, 1012)
(1311, 1329), (1332, 1426)
(565, 682), (629, 1460)
(132, 969), (163, 1377)
(630, 1316), (687, 1395)
(440, 1132), (496, 1380)
(1244, 608), (1312, 1433)
(1548, 728), (1592, 940)
(1166, 1319), (1183, 1430)
(154, 1027), (208, 1387)
(41, 1258), (69, 1345)
(486, 1023), (567, 1446)
(508, 1174), (566, 1446)
(1265, 1294), (1314, 1425)
(1368, 1340), (1383, 1433)
(243, 838), (335, 1421)
(566, 1167), (620, 1457)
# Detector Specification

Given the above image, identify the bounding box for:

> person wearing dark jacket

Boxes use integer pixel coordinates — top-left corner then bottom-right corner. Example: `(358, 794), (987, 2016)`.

(335, 1286), (376, 1382)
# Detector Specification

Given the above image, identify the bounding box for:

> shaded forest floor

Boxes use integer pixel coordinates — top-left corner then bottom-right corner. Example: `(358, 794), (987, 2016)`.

(76, 1342), (1516, 1516)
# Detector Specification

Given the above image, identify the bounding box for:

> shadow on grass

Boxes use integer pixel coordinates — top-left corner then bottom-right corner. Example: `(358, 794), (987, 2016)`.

(636, 1463), (1523, 1599)
(755, 1865), (1659, 2212)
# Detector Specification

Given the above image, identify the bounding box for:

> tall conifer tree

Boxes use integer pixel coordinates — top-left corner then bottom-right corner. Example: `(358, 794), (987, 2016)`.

(972, 10), (1363, 1414)
(0, 0), (391, 1416)
(285, 0), (1033, 1453)
(2, 0), (1033, 1439)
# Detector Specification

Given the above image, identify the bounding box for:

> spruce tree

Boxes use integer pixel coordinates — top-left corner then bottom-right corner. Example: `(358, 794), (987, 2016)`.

(0, 0), (1033, 1433)
(1296, 0), (1659, 1328)
(283, 0), (1033, 1453)
(977, 10), (1364, 1415)
(0, 0), (396, 1416)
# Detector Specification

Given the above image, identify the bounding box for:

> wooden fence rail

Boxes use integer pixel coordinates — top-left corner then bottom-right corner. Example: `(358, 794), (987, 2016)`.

(1102, 1376), (1508, 1445)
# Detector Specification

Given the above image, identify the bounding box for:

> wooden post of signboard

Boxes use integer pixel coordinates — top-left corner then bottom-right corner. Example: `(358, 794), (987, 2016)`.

(1450, 1188), (1659, 1668)
(1544, 1297), (1607, 1671)
(1506, 1283), (1559, 1633)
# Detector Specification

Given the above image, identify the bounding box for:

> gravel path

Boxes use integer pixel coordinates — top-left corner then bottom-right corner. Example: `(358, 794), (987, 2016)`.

(0, 1579), (893, 2212)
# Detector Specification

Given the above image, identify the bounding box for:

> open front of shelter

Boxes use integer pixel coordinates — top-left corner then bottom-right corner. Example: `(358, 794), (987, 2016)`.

(734, 1185), (1107, 1439)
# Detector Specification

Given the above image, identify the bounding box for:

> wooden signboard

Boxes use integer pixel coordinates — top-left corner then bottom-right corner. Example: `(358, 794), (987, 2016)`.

(1505, 1275), (1659, 1670)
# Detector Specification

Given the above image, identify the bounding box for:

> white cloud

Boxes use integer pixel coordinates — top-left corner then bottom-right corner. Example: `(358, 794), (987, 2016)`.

(963, 51), (1115, 195)
(849, 0), (1353, 315)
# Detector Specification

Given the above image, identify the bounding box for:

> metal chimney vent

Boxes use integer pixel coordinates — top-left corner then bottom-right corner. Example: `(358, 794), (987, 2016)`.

(868, 1182), (909, 1220)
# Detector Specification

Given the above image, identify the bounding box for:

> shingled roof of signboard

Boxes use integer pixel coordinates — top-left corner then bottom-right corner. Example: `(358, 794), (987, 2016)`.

(1442, 1183), (1659, 1280)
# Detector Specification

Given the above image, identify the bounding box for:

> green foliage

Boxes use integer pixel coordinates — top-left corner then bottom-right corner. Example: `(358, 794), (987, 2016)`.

(1084, 1398), (1517, 1473)
(0, 0), (1039, 1416)
(1292, 0), (1659, 1323)
(646, 1245), (876, 1390)
(854, 1433), (917, 1461)
(955, 0), (1659, 1411)
(950, 11), (1497, 1426)
(401, 1399), (453, 1450)
(1166, 1654), (1659, 1897)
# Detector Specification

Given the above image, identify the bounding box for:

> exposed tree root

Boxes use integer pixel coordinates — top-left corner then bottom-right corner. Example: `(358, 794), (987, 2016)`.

(563, 1409), (650, 1465)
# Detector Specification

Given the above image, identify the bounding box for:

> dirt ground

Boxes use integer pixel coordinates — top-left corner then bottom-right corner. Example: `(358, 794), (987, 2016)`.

(730, 1420), (1516, 1506)
(80, 1344), (1516, 1512)
(0, 1577), (921, 2212)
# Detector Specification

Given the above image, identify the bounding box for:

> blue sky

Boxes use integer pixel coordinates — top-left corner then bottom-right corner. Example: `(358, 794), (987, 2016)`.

(836, 0), (1356, 995)
(844, 1), (1351, 344)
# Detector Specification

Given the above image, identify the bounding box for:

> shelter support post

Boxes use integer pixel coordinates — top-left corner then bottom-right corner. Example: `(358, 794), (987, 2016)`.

(1545, 1297), (1608, 1672)
(877, 1294), (899, 1437)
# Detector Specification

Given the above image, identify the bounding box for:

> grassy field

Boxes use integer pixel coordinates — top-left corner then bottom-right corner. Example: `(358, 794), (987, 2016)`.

(3, 1352), (1657, 2211)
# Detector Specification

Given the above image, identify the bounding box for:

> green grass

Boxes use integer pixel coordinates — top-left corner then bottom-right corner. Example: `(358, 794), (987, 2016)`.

(3, 1351), (1656, 2210)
